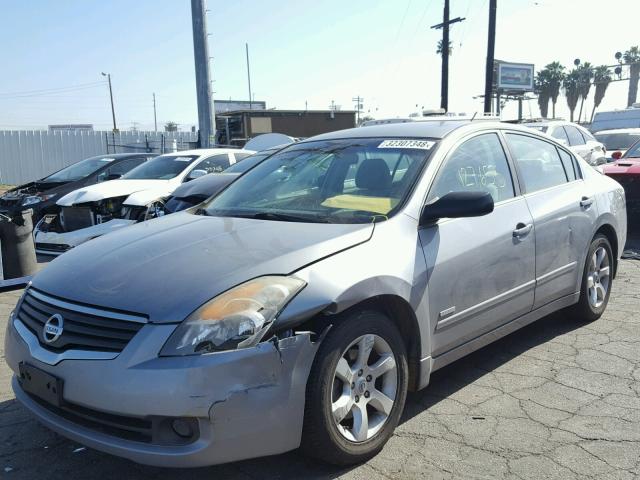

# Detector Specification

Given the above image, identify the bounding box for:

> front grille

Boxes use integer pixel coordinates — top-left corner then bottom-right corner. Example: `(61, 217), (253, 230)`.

(61, 206), (94, 231)
(35, 243), (71, 253)
(16, 289), (146, 353)
(26, 391), (153, 443)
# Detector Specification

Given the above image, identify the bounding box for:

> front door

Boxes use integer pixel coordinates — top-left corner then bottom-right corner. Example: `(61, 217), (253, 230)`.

(419, 132), (536, 358)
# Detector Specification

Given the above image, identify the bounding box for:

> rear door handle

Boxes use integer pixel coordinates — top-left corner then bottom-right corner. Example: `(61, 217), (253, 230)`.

(580, 196), (593, 208)
(513, 222), (533, 237)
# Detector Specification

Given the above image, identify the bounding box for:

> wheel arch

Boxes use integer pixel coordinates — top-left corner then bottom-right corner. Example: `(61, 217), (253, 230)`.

(594, 223), (619, 277)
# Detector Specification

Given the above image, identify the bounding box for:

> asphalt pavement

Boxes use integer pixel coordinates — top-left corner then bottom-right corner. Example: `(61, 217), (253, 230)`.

(1, 260), (639, 479)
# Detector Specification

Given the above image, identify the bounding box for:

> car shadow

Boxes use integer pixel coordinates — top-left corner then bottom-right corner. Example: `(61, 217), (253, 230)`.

(0, 308), (589, 480)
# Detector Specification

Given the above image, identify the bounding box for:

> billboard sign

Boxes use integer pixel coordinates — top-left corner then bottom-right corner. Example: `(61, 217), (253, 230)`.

(497, 62), (534, 91)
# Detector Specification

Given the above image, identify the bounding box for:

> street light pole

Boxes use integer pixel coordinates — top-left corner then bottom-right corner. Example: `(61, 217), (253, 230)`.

(153, 93), (158, 132)
(101, 72), (117, 132)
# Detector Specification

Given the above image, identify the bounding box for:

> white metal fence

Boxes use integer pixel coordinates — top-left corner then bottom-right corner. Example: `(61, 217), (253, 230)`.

(0, 130), (198, 185)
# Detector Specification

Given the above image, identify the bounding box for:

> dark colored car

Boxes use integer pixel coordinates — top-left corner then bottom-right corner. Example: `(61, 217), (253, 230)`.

(163, 147), (279, 213)
(0, 153), (154, 221)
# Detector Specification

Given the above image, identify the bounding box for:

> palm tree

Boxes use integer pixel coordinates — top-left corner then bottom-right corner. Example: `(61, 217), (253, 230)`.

(436, 39), (453, 56)
(535, 70), (551, 118)
(563, 70), (580, 122)
(545, 62), (565, 118)
(576, 62), (594, 123)
(624, 46), (640, 106)
(591, 66), (612, 123)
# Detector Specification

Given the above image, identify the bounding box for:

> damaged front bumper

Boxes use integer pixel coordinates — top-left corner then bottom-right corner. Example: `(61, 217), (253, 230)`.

(5, 315), (320, 467)
(34, 217), (136, 256)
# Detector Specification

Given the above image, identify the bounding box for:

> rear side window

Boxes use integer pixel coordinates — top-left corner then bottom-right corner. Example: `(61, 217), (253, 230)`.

(428, 133), (515, 203)
(557, 149), (577, 181)
(550, 127), (569, 144)
(506, 133), (568, 193)
(565, 126), (585, 146)
(197, 154), (231, 173)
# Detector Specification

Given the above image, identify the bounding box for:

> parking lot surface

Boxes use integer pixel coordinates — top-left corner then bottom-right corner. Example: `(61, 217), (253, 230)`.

(1, 260), (639, 479)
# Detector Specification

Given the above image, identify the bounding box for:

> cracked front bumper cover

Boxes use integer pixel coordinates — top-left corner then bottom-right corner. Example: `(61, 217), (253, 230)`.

(5, 318), (320, 467)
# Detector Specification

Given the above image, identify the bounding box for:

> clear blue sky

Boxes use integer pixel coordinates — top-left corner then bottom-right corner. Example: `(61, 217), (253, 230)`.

(1, 0), (638, 130)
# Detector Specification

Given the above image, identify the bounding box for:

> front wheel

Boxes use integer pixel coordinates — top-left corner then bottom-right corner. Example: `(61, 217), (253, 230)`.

(569, 234), (613, 321)
(301, 310), (408, 465)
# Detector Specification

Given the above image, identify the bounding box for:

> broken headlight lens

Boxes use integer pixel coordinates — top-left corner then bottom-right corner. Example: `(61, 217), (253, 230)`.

(22, 194), (56, 206)
(160, 276), (305, 356)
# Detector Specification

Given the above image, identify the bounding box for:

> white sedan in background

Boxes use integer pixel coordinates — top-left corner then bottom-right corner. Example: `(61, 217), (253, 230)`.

(593, 128), (640, 161)
(523, 120), (606, 166)
(34, 148), (254, 255)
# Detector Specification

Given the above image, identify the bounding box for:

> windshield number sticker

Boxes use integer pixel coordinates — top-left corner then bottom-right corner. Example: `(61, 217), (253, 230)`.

(378, 139), (435, 150)
(174, 157), (193, 162)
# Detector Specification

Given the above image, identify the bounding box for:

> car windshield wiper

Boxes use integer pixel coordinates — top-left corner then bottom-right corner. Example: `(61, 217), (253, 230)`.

(241, 211), (331, 223)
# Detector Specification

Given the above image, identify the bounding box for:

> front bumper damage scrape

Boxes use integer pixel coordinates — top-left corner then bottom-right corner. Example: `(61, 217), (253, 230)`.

(7, 326), (321, 467)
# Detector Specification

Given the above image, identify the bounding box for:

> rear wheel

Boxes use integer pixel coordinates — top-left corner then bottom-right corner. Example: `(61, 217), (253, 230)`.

(301, 310), (408, 465)
(569, 234), (613, 321)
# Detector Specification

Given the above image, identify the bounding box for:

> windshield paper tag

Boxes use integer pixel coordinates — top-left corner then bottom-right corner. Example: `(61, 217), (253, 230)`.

(378, 139), (435, 150)
(174, 157), (193, 162)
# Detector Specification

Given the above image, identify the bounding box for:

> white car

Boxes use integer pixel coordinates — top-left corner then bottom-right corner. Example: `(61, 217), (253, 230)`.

(593, 128), (640, 161)
(523, 120), (606, 166)
(34, 148), (254, 255)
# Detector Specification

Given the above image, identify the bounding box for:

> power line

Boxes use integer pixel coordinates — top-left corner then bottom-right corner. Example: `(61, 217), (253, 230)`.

(0, 81), (107, 98)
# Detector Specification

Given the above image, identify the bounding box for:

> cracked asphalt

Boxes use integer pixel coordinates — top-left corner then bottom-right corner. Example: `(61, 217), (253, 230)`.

(1, 260), (639, 479)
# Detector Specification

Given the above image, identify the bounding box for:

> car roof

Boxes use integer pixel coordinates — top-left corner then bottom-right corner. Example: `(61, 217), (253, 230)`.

(92, 153), (152, 159)
(157, 148), (243, 157)
(306, 120), (479, 141)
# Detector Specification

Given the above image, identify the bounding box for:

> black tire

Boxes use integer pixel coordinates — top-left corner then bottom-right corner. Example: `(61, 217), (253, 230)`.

(301, 310), (408, 465)
(568, 234), (613, 322)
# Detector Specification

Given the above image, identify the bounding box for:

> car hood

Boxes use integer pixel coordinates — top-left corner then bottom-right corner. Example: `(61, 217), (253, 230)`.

(57, 179), (171, 206)
(31, 213), (374, 322)
(603, 158), (640, 175)
(171, 173), (239, 199)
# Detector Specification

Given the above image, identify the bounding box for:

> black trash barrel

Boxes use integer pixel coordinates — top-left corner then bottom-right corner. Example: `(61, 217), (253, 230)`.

(0, 208), (38, 280)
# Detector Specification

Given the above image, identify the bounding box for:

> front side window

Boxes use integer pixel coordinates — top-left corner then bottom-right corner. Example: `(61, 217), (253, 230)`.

(98, 157), (146, 181)
(123, 155), (198, 180)
(506, 133), (568, 193)
(428, 133), (515, 204)
(43, 155), (117, 183)
(564, 126), (585, 146)
(202, 138), (436, 223)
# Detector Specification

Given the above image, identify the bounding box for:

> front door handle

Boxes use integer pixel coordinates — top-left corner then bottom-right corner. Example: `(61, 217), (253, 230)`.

(580, 196), (593, 208)
(513, 222), (533, 238)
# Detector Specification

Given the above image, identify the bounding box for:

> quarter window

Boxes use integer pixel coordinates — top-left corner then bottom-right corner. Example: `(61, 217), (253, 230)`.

(506, 133), (568, 193)
(428, 133), (515, 203)
(558, 148), (577, 181)
(564, 126), (585, 146)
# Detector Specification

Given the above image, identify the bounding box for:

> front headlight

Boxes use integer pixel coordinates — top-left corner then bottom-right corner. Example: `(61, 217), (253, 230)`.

(160, 276), (305, 356)
(22, 194), (56, 206)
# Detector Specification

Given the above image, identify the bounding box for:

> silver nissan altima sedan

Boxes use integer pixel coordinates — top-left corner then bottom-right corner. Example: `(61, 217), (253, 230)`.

(4, 120), (626, 467)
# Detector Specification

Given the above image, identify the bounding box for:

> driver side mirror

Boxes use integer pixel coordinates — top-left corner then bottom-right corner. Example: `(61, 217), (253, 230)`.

(420, 191), (494, 226)
(186, 169), (208, 181)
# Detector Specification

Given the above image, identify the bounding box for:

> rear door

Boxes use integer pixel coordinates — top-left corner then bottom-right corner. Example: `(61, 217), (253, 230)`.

(505, 132), (596, 308)
(420, 132), (536, 357)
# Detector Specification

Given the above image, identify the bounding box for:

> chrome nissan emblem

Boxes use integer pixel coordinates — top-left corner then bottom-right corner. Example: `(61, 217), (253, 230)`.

(43, 314), (64, 344)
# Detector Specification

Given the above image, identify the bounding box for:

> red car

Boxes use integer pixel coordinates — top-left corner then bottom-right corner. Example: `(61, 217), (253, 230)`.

(603, 139), (640, 229)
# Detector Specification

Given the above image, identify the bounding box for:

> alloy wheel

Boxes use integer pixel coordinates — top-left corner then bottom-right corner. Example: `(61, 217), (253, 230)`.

(587, 246), (611, 309)
(331, 334), (398, 443)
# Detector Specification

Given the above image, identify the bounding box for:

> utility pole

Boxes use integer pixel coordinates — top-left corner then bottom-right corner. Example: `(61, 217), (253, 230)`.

(246, 43), (253, 111)
(431, 0), (465, 112)
(483, 0), (497, 114)
(101, 72), (117, 132)
(191, 0), (214, 147)
(352, 96), (363, 124)
(153, 93), (157, 132)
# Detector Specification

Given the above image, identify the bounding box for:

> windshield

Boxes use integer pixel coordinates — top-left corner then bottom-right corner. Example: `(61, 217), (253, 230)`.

(202, 138), (436, 224)
(225, 151), (272, 174)
(42, 155), (117, 182)
(595, 132), (640, 151)
(123, 155), (198, 180)
(625, 140), (640, 158)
